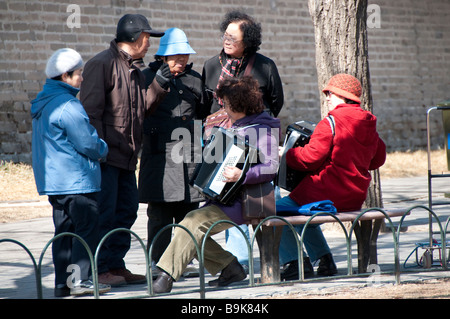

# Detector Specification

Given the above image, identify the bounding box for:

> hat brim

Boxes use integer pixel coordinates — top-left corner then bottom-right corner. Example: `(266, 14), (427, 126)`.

(156, 43), (196, 56)
(322, 85), (361, 103)
(143, 29), (165, 37)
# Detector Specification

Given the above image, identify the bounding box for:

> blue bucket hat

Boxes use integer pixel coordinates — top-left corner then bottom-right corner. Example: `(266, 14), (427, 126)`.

(156, 28), (196, 56)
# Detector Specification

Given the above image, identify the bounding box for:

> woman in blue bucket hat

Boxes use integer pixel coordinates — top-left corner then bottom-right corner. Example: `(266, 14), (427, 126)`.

(138, 28), (205, 276)
(155, 27), (197, 56)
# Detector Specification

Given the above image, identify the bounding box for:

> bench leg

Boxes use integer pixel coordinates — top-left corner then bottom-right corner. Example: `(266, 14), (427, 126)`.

(370, 219), (382, 265)
(354, 219), (382, 273)
(253, 224), (282, 283)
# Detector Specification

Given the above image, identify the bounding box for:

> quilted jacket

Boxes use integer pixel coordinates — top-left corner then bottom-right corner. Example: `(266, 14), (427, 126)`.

(286, 103), (386, 212)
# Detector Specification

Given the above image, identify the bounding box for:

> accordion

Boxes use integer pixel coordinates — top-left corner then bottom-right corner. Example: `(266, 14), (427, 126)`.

(190, 127), (258, 205)
(276, 120), (316, 192)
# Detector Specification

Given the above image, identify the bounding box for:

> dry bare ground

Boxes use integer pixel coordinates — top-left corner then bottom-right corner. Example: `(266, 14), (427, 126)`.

(0, 161), (50, 222)
(3, 149), (447, 222)
(1, 150), (450, 299)
(271, 278), (450, 299)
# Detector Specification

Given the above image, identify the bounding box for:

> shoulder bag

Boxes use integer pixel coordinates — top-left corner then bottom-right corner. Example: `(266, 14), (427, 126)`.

(241, 181), (276, 220)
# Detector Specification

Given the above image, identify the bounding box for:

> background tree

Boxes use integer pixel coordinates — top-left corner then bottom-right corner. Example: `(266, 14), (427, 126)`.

(308, 0), (383, 272)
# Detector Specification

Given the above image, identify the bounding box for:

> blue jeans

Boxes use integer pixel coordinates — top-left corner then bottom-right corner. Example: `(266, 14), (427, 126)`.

(225, 225), (250, 266)
(97, 164), (139, 274)
(225, 195), (332, 266)
(278, 195), (331, 264)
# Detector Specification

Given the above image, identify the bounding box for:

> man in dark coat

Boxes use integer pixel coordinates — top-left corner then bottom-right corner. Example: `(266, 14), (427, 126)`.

(80, 14), (168, 287)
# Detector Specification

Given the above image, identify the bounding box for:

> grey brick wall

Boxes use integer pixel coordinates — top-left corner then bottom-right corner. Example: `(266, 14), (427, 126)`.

(1, 0), (450, 163)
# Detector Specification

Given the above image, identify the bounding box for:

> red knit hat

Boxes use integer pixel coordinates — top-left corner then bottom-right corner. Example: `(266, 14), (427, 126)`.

(322, 74), (362, 103)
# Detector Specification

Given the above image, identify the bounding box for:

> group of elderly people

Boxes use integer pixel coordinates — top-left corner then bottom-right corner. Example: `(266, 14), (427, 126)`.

(31, 9), (385, 296)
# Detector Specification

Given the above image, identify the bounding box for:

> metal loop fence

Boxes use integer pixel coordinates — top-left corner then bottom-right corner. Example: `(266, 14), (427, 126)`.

(1, 205), (449, 299)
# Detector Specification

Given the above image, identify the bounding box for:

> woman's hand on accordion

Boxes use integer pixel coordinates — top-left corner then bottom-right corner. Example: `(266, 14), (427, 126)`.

(222, 166), (243, 183)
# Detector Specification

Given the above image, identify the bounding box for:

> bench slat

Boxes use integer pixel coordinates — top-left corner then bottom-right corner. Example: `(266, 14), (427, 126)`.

(260, 207), (409, 227)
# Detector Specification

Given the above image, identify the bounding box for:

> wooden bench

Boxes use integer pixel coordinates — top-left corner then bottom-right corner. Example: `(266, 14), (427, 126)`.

(248, 207), (409, 283)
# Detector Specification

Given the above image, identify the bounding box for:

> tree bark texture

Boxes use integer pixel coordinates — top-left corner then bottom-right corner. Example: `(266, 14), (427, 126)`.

(308, 0), (383, 209)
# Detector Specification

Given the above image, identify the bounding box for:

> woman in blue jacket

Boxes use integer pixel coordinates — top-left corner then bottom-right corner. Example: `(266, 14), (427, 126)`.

(31, 48), (109, 297)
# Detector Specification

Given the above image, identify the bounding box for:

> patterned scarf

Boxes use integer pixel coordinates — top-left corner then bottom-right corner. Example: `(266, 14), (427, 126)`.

(215, 54), (243, 106)
(218, 58), (242, 85)
(204, 54), (243, 138)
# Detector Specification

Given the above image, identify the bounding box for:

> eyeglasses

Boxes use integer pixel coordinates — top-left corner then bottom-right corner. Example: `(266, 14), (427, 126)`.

(221, 35), (242, 44)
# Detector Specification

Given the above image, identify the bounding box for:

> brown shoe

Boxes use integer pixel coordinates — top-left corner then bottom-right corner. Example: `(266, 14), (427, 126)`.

(110, 268), (146, 285)
(98, 271), (126, 287)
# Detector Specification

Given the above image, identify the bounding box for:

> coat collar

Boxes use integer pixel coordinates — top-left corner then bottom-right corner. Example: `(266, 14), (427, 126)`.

(110, 40), (134, 66)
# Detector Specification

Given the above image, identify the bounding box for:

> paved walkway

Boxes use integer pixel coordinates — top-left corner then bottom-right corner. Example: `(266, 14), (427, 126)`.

(1, 176), (450, 300)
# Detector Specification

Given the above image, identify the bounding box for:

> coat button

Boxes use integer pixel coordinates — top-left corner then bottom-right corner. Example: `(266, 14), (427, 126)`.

(179, 89), (183, 94)
(182, 116), (187, 120)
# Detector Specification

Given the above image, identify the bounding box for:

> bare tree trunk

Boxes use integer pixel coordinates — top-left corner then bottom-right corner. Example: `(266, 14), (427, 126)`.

(308, 0), (383, 272)
(308, 0), (382, 208)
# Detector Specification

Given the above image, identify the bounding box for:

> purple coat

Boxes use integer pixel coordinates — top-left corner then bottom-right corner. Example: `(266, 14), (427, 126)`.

(203, 112), (280, 224)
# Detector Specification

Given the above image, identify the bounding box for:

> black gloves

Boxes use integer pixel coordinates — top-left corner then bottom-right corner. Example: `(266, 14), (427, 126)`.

(155, 63), (172, 90)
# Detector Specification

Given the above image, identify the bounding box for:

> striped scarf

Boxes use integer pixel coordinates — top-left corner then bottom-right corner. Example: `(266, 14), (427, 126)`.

(215, 57), (243, 106)
(218, 58), (242, 84)
(204, 55), (244, 138)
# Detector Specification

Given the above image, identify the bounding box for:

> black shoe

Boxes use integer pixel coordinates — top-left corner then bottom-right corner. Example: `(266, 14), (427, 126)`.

(317, 253), (337, 276)
(280, 257), (314, 281)
(54, 284), (70, 297)
(208, 258), (246, 287)
(153, 270), (174, 293)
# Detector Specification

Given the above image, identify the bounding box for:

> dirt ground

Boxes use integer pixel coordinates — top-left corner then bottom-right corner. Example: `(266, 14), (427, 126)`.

(1, 150), (450, 299)
(270, 277), (450, 299)
(2, 149), (447, 223)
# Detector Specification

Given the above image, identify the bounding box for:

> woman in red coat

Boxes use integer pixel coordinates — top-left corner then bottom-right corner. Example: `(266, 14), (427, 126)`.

(279, 74), (386, 280)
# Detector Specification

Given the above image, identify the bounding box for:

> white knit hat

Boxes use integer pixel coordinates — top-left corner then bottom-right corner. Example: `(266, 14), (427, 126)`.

(45, 48), (83, 78)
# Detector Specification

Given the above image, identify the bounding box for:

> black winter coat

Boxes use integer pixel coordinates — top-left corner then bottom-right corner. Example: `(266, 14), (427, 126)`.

(138, 61), (204, 203)
(201, 51), (284, 118)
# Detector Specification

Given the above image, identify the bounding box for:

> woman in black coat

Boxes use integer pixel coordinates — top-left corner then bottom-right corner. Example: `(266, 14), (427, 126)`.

(201, 10), (284, 118)
(138, 28), (204, 265)
(201, 10), (284, 270)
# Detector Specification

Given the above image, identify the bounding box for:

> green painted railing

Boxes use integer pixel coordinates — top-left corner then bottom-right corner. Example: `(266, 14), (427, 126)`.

(1, 205), (448, 299)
